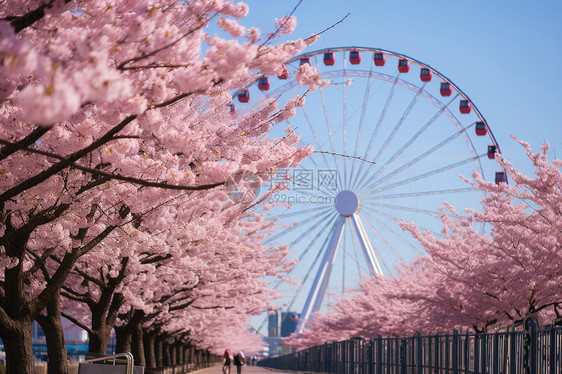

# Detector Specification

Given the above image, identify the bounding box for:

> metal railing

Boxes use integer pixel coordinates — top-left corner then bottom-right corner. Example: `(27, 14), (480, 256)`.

(79, 352), (135, 374)
(259, 322), (562, 374)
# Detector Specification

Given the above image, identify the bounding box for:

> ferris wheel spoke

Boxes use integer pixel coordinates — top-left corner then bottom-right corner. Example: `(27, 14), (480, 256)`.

(360, 120), (470, 191)
(351, 74), (400, 190)
(300, 102), (345, 190)
(318, 83), (338, 162)
(263, 207), (334, 244)
(350, 84), (425, 192)
(355, 93), (460, 192)
(282, 213), (335, 262)
(362, 154), (486, 197)
(349, 223), (366, 282)
(282, 214), (339, 312)
(360, 209), (423, 256)
(362, 201), (439, 216)
(341, 52), (349, 190)
(361, 205), (441, 240)
(341, 221), (347, 296)
(348, 68), (374, 190)
(275, 203), (332, 222)
(365, 187), (477, 201)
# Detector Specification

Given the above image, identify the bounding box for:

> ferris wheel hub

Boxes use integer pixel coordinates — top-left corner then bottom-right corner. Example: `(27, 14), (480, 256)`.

(335, 190), (359, 216)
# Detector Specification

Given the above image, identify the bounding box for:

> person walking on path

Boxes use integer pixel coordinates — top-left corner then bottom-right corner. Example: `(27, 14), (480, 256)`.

(234, 351), (245, 374)
(223, 350), (233, 374)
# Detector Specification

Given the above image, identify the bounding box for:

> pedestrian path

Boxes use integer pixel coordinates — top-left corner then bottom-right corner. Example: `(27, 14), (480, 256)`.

(191, 365), (300, 374)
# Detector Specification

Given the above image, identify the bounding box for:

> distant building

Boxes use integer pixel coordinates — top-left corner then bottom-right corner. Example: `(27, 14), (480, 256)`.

(265, 310), (298, 356)
(268, 310), (281, 337)
(280, 312), (298, 337)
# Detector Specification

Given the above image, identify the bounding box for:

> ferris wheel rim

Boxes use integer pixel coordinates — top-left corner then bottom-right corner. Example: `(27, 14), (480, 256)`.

(284, 46), (504, 157)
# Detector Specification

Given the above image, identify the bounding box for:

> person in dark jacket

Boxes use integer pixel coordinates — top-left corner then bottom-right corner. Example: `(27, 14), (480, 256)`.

(234, 351), (245, 374)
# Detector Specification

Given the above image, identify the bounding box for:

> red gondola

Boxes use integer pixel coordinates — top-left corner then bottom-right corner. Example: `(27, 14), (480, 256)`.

(373, 52), (385, 66)
(475, 121), (487, 136)
(300, 57), (311, 66)
(237, 88), (249, 103)
(278, 64), (289, 80)
(324, 51), (335, 66)
(229, 103), (236, 113)
(487, 145), (497, 159)
(495, 172), (506, 185)
(420, 68), (432, 82)
(349, 50), (361, 64)
(440, 82), (452, 96)
(398, 58), (410, 73)
(459, 99), (471, 114)
(258, 77), (270, 91)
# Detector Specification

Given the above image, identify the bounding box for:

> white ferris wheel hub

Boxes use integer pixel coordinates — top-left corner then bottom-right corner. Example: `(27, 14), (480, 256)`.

(335, 190), (359, 216)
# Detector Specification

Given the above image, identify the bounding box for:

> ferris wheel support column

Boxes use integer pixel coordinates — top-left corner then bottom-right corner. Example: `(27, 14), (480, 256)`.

(350, 214), (383, 276)
(296, 215), (346, 333)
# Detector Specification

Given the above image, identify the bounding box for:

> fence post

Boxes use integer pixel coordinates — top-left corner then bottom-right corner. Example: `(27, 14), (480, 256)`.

(415, 334), (423, 374)
(376, 336), (383, 374)
(493, 332), (499, 374)
(549, 327), (556, 374)
(435, 335), (440, 373)
(474, 334), (480, 374)
(452, 330), (459, 374)
(523, 318), (537, 374)
(508, 330), (516, 374)
(367, 339), (374, 374)
(397, 338), (405, 374)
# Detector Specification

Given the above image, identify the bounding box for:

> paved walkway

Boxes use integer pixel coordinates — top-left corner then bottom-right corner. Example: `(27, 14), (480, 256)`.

(191, 365), (300, 374)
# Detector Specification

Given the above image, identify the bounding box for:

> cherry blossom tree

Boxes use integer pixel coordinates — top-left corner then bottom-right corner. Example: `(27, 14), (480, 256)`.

(0, 0), (327, 372)
(286, 140), (562, 349)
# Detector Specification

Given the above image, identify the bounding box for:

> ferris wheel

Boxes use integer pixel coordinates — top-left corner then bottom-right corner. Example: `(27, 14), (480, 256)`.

(235, 47), (505, 333)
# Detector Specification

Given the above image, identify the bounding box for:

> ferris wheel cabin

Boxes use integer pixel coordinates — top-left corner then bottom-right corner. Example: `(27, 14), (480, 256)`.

(373, 52), (385, 66)
(258, 77), (270, 91)
(323, 51), (335, 65)
(349, 50), (361, 64)
(300, 57), (311, 66)
(459, 99), (472, 114)
(228, 103), (235, 113)
(398, 58), (410, 73)
(487, 145), (497, 159)
(440, 82), (452, 96)
(420, 68), (432, 82)
(475, 121), (487, 136)
(237, 88), (249, 103)
(495, 172), (507, 184)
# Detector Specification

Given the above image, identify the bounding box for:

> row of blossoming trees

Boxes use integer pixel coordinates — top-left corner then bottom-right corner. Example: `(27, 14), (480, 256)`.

(286, 140), (562, 349)
(0, 1), (331, 373)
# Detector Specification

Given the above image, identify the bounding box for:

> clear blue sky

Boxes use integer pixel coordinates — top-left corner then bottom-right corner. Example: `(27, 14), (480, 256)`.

(241, 0), (561, 175)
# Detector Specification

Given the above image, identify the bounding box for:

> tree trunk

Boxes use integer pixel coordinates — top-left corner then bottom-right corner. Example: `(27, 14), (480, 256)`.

(114, 325), (132, 354)
(131, 320), (145, 367)
(2, 318), (35, 374)
(176, 341), (183, 365)
(36, 291), (70, 374)
(163, 340), (171, 366)
(88, 329), (110, 355)
(169, 339), (176, 365)
(183, 345), (190, 366)
(155, 335), (164, 367)
(143, 331), (156, 368)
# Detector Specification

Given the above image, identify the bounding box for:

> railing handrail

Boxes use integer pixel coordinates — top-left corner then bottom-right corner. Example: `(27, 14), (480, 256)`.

(81, 352), (134, 374)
